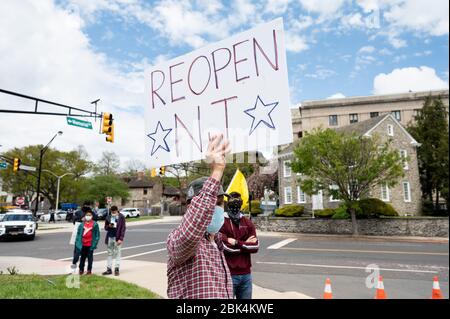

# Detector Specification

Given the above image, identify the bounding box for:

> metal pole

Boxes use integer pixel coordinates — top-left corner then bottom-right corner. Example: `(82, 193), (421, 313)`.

(34, 149), (43, 217)
(55, 177), (61, 212)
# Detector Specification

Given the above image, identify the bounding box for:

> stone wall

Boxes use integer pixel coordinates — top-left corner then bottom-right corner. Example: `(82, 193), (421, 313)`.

(253, 216), (449, 237)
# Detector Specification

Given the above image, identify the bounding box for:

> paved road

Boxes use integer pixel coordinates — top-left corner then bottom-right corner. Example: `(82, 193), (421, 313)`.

(0, 221), (448, 299)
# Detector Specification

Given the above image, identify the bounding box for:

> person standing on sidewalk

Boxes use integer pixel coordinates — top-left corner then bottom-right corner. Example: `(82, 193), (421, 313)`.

(167, 134), (233, 299)
(49, 210), (56, 223)
(75, 209), (100, 275)
(102, 205), (126, 276)
(220, 192), (259, 299)
(70, 203), (92, 271)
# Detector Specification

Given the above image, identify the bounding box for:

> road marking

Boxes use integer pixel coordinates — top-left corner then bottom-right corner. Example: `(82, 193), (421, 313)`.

(267, 238), (297, 250)
(279, 247), (449, 256)
(57, 241), (166, 261)
(121, 248), (167, 260)
(256, 262), (441, 274)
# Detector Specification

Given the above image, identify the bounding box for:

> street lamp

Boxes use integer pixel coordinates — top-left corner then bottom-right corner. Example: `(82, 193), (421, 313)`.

(42, 170), (74, 212)
(34, 131), (63, 216)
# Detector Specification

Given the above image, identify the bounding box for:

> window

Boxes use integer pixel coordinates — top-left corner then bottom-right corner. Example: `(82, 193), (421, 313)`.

(297, 186), (306, 203)
(298, 131), (303, 138)
(400, 150), (408, 170)
(284, 187), (292, 204)
(370, 112), (379, 118)
(392, 110), (401, 121)
(413, 109), (421, 118)
(381, 184), (390, 202)
(349, 113), (358, 124)
(387, 124), (394, 136)
(143, 188), (148, 195)
(283, 160), (292, 177)
(403, 182), (411, 202)
(329, 115), (338, 126)
(329, 184), (340, 202)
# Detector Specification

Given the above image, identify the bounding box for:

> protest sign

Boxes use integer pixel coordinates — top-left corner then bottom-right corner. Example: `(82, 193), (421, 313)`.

(145, 18), (293, 167)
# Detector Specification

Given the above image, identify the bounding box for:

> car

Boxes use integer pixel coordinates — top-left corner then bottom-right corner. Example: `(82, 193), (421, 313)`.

(40, 210), (67, 222)
(96, 208), (109, 220)
(119, 208), (140, 218)
(0, 211), (37, 241)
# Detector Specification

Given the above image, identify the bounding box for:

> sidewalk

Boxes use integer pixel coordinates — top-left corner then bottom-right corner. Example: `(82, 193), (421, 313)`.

(0, 256), (313, 299)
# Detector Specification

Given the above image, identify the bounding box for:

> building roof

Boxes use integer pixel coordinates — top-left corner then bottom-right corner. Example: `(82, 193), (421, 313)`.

(163, 185), (180, 196)
(127, 178), (154, 188)
(335, 114), (388, 135)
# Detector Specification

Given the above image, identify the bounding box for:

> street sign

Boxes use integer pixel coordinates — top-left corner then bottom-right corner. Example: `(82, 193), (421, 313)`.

(15, 197), (25, 205)
(20, 165), (37, 172)
(0, 162), (7, 169)
(67, 117), (93, 130)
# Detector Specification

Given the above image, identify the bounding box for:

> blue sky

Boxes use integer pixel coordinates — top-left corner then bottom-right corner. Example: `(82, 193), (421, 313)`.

(0, 0), (448, 164)
(61, 0), (449, 103)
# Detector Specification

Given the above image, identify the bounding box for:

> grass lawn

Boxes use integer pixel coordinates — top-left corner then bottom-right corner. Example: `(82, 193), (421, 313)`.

(126, 216), (162, 222)
(0, 274), (160, 299)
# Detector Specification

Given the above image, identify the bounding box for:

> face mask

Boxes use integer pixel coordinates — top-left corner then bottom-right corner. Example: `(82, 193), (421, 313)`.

(227, 199), (242, 224)
(85, 215), (92, 221)
(207, 206), (224, 234)
(112, 212), (118, 217)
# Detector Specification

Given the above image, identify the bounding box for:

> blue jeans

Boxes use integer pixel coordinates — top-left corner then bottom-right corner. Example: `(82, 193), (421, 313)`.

(232, 274), (252, 299)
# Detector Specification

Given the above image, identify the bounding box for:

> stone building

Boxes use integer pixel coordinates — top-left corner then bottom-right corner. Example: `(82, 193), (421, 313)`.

(278, 113), (422, 215)
(291, 89), (449, 140)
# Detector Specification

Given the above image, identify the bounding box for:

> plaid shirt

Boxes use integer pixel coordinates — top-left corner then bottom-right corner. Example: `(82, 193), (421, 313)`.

(167, 177), (233, 299)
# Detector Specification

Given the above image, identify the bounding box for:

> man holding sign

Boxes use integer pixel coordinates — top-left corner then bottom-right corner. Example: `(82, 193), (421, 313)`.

(166, 134), (233, 299)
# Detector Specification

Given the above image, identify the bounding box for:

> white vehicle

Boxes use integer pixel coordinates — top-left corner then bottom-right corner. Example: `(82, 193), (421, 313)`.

(119, 208), (141, 218)
(40, 210), (67, 222)
(0, 211), (37, 240)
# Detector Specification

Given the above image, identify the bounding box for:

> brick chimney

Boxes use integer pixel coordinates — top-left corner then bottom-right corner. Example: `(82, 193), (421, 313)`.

(137, 171), (144, 181)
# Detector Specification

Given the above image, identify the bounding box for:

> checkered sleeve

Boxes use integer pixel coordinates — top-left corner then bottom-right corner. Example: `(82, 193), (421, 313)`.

(167, 177), (220, 266)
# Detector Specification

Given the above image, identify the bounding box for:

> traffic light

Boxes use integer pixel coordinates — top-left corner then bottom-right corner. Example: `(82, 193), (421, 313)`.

(13, 158), (21, 173)
(102, 112), (114, 143)
(151, 168), (157, 178)
(159, 166), (165, 176)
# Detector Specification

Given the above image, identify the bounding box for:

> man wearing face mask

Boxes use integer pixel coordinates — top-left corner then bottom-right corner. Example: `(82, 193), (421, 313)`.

(167, 134), (233, 299)
(220, 192), (259, 299)
(102, 206), (126, 276)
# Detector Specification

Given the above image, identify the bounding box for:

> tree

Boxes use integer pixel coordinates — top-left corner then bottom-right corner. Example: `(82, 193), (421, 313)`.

(291, 129), (404, 235)
(408, 96), (449, 212)
(94, 151), (120, 176)
(0, 145), (92, 208)
(123, 159), (145, 178)
(79, 175), (130, 208)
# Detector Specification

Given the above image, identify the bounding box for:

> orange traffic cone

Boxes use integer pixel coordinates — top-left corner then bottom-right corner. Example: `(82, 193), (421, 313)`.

(323, 278), (333, 299)
(375, 276), (387, 299)
(431, 276), (443, 299)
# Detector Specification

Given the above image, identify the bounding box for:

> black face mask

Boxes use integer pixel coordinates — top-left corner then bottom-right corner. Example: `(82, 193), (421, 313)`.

(227, 199), (242, 224)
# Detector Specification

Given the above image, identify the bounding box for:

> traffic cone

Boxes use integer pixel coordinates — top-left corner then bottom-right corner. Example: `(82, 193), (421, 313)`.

(323, 278), (333, 299)
(374, 276), (387, 299)
(431, 276), (443, 299)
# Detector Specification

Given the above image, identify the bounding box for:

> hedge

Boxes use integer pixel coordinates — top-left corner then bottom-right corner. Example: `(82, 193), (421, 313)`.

(357, 198), (398, 218)
(241, 200), (263, 216)
(314, 208), (335, 218)
(275, 204), (304, 217)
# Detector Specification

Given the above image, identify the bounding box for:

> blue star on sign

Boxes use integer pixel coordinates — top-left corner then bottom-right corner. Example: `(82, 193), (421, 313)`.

(244, 95), (279, 135)
(147, 121), (172, 156)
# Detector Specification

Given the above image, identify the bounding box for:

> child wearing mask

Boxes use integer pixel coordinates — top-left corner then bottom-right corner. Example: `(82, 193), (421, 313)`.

(75, 209), (100, 275)
(102, 206), (126, 276)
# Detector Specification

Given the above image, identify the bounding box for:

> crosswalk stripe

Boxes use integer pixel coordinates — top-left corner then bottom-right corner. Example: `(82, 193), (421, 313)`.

(267, 238), (297, 250)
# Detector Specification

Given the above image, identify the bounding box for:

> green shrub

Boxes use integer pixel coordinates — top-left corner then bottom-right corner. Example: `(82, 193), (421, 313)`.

(274, 204), (304, 217)
(241, 200), (263, 216)
(314, 208), (335, 218)
(0, 206), (7, 213)
(332, 205), (350, 219)
(358, 198), (398, 218)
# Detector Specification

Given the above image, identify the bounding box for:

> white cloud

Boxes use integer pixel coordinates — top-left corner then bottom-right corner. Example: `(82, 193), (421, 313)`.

(299, 0), (347, 17)
(384, 0), (449, 36)
(327, 93), (346, 99)
(358, 45), (375, 54)
(379, 48), (393, 55)
(284, 32), (309, 53)
(373, 66), (449, 95)
(0, 0), (147, 166)
(265, 0), (291, 14)
(305, 66), (336, 80)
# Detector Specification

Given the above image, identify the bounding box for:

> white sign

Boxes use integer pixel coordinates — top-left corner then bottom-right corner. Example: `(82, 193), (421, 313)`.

(15, 197), (25, 205)
(20, 165), (37, 172)
(145, 18), (293, 167)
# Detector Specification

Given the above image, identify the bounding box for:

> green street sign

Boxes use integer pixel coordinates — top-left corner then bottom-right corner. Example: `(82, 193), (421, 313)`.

(0, 162), (7, 169)
(67, 117), (93, 130)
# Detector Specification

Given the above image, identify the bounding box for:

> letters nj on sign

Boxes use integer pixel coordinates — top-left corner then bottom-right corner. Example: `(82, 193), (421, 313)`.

(145, 18), (293, 167)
